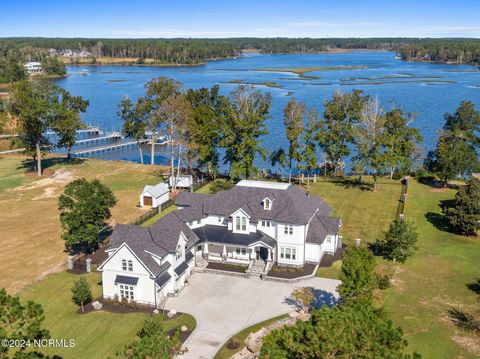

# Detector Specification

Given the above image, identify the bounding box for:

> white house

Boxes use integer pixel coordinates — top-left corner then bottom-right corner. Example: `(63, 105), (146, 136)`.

(99, 180), (341, 307)
(139, 183), (169, 208)
(24, 62), (42, 74)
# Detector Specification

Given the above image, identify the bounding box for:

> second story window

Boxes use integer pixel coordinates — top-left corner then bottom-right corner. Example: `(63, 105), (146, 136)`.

(264, 198), (271, 210)
(241, 217), (246, 231)
(176, 245), (183, 260)
(284, 225), (293, 235)
(122, 259), (133, 271)
(235, 216), (247, 231)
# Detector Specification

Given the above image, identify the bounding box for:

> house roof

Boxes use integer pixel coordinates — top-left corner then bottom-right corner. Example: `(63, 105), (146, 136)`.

(174, 261), (189, 276)
(306, 214), (341, 244)
(142, 183), (169, 199)
(176, 183), (331, 225)
(193, 225), (277, 249)
(107, 212), (200, 277)
(115, 275), (139, 286)
(155, 271), (171, 288)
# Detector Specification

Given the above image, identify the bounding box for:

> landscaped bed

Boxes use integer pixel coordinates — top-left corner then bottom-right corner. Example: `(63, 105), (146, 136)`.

(266, 263), (317, 279)
(206, 261), (248, 273)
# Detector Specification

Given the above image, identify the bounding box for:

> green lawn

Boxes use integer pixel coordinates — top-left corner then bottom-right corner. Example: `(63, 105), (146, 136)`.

(310, 177), (401, 244)
(19, 271), (196, 359)
(214, 314), (289, 359)
(141, 204), (177, 227)
(310, 177), (480, 358)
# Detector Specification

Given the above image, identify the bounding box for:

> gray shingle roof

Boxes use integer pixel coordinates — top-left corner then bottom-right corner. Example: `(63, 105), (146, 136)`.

(193, 225), (276, 249)
(185, 251), (194, 263)
(143, 183), (169, 198)
(306, 214), (341, 244)
(107, 212), (199, 277)
(176, 184), (331, 225)
(155, 271), (171, 288)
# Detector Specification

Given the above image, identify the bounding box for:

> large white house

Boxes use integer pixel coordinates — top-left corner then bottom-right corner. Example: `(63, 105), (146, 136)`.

(24, 62), (42, 74)
(98, 180), (341, 306)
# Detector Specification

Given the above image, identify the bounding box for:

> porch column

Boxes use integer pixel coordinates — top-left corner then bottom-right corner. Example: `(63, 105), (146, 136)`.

(222, 245), (227, 261)
(203, 242), (209, 260)
(267, 248), (271, 262)
(250, 247), (255, 260)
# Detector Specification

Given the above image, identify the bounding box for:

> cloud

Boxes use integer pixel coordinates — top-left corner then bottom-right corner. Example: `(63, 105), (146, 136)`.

(287, 21), (393, 28)
(425, 26), (480, 34)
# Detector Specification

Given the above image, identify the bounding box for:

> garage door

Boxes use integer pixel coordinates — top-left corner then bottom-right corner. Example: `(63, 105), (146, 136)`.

(143, 196), (153, 206)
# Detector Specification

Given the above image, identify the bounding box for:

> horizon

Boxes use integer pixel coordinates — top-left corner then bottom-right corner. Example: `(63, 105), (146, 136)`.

(1, 0), (479, 38)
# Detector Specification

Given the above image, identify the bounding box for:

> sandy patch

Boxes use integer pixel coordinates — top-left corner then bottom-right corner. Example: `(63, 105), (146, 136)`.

(452, 334), (480, 356)
(13, 169), (75, 192)
(429, 188), (450, 193)
(32, 187), (57, 200)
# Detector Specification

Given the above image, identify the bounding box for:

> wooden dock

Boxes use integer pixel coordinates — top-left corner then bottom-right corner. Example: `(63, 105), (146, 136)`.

(72, 139), (149, 156)
(74, 133), (122, 146)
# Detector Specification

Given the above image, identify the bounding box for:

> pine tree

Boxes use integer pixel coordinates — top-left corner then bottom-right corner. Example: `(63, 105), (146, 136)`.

(447, 178), (480, 236)
(381, 219), (419, 262)
(283, 98), (305, 182)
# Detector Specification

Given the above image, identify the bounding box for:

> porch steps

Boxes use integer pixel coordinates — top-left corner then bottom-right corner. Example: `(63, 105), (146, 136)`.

(248, 260), (266, 276)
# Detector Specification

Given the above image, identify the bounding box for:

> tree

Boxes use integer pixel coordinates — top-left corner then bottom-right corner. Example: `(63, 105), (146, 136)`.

(301, 109), (319, 190)
(283, 98), (305, 182)
(269, 148), (288, 177)
(41, 57), (66, 76)
(138, 77), (182, 165)
(0, 288), (50, 358)
(447, 178), (480, 236)
(380, 219), (419, 262)
(316, 90), (367, 175)
(58, 179), (117, 251)
(157, 93), (192, 193)
(382, 108), (423, 179)
(185, 85), (227, 177)
(426, 102), (480, 184)
(115, 315), (180, 359)
(71, 277), (92, 313)
(9, 78), (87, 176)
(338, 246), (376, 305)
(118, 96), (146, 164)
(221, 85), (271, 180)
(260, 303), (418, 359)
(353, 97), (386, 191)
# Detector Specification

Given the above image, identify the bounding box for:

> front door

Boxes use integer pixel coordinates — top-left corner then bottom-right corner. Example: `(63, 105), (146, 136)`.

(259, 247), (269, 261)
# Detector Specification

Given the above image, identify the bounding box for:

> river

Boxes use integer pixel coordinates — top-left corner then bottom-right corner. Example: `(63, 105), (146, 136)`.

(53, 51), (480, 170)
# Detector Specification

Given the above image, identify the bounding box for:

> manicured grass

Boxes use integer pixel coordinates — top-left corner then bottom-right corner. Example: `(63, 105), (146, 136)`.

(213, 314), (289, 359)
(380, 180), (480, 358)
(315, 259), (342, 280)
(19, 271), (196, 359)
(309, 177), (401, 244)
(0, 156), (167, 293)
(311, 177), (480, 357)
(141, 205), (177, 227)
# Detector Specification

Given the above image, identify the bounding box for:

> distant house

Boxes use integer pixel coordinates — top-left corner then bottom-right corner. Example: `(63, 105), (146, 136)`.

(24, 62), (42, 74)
(139, 183), (169, 208)
(168, 175), (193, 190)
(99, 180), (341, 307)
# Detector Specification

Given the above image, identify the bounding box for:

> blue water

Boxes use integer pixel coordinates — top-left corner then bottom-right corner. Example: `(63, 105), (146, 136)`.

(53, 52), (480, 169)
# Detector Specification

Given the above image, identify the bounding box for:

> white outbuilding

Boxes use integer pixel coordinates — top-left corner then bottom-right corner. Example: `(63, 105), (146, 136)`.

(168, 175), (193, 190)
(139, 183), (170, 208)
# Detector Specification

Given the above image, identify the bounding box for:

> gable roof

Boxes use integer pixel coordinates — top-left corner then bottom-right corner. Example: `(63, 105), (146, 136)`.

(306, 213), (341, 244)
(105, 212), (200, 276)
(176, 183), (331, 225)
(142, 183), (169, 199)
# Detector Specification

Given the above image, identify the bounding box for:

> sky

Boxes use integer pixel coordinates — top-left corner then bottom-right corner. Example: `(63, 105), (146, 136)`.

(1, 0), (479, 38)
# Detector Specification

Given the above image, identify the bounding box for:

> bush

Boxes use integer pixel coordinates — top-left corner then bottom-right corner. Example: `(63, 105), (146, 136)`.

(71, 277), (93, 312)
(209, 180), (234, 194)
(376, 274), (391, 290)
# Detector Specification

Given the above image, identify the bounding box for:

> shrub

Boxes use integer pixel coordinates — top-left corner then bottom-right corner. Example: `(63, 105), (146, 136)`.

(376, 274), (391, 290)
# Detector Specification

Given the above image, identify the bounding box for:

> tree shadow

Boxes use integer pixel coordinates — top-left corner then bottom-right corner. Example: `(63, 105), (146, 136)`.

(447, 307), (480, 333)
(16, 156), (85, 173)
(332, 177), (373, 192)
(417, 176), (460, 190)
(424, 212), (456, 234)
(311, 289), (339, 308)
(466, 279), (480, 295)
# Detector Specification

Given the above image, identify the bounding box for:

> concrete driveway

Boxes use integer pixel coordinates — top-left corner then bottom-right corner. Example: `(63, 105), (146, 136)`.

(165, 272), (340, 359)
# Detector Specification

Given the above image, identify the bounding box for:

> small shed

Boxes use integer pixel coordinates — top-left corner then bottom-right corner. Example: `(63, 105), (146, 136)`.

(140, 183), (170, 208)
(168, 175), (193, 190)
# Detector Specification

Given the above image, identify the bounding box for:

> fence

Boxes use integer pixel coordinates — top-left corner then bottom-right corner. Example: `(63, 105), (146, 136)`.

(396, 178), (409, 219)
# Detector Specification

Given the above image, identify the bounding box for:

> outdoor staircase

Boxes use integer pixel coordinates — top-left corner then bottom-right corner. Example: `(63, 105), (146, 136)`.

(194, 256), (208, 272)
(248, 260), (266, 276)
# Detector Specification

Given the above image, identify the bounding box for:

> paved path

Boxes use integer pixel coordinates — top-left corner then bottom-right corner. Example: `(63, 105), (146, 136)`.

(165, 272), (340, 359)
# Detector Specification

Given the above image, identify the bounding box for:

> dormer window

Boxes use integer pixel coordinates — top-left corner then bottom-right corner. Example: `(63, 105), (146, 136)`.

(263, 198), (272, 210)
(122, 259), (133, 271)
(235, 216), (247, 231)
(175, 245), (183, 260)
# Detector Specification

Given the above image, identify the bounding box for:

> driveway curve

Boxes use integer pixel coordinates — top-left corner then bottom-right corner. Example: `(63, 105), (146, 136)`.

(165, 272), (340, 359)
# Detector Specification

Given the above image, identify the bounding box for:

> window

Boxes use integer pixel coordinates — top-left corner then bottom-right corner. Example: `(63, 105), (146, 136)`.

(284, 225), (293, 235)
(241, 217), (246, 231)
(176, 245), (183, 260)
(119, 284), (134, 301)
(235, 217), (241, 231)
(197, 245), (202, 252)
(264, 198), (271, 210)
(196, 219), (201, 225)
(326, 236), (332, 244)
(127, 260), (133, 272)
(122, 259), (127, 271)
(280, 247), (296, 261)
(241, 248), (247, 255)
(218, 216), (223, 223)
(261, 220), (271, 227)
(236, 247), (241, 255)
(122, 259), (132, 271)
